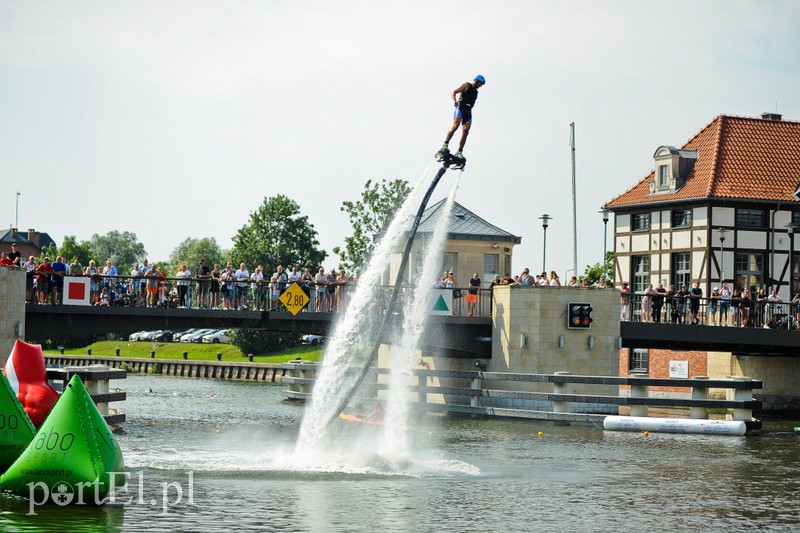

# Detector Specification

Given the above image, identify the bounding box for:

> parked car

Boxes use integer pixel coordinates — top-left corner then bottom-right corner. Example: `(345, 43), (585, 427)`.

(201, 330), (230, 344)
(302, 334), (325, 346)
(144, 330), (165, 341)
(128, 331), (148, 342)
(151, 330), (176, 342)
(172, 328), (197, 342)
(180, 328), (215, 343)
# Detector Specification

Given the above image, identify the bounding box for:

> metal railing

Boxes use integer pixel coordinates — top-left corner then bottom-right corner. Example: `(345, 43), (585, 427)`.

(621, 293), (800, 329)
(25, 274), (497, 317)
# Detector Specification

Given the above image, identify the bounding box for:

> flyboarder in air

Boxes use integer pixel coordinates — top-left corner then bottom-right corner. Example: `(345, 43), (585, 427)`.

(436, 74), (486, 167)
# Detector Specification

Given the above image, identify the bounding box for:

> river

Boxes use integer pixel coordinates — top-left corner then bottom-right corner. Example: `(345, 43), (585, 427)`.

(1, 374), (798, 532)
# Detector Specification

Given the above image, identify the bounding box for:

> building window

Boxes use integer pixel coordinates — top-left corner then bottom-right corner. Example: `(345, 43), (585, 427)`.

(735, 253), (764, 292)
(629, 349), (649, 372)
(672, 252), (691, 290)
(483, 254), (499, 288)
(672, 209), (692, 228)
(442, 252), (458, 280)
(793, 212), (800, 228)
(657, 165), (669, 188)
(736, 209), (766, 228)
(632, 213), (651, 231)
(632, 255), (650, 295)
(793, 253), (800, 296)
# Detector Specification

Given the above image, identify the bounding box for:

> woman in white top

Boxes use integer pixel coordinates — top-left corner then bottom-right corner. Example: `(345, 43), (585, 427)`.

(549, 271), (561, 287)
(642, 284), (654, 323)
(176, 264), (191, 308)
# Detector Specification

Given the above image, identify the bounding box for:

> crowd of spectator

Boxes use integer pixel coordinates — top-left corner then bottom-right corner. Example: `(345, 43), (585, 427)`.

(619, 281), (800, 329)
(3, 251), (367, 313)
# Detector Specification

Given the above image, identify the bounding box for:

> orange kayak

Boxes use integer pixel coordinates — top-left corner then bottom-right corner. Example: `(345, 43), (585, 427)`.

(339, 413), (383, 426)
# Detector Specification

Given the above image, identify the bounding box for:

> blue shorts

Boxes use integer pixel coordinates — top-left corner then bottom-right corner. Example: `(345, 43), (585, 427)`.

(454, 104), (473, 124)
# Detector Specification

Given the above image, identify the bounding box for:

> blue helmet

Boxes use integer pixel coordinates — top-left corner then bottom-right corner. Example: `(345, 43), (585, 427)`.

(474, 74), (486, 84)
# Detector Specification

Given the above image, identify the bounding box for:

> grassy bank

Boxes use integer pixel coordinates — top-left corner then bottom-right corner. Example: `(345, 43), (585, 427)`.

(61, 341), (323, 363)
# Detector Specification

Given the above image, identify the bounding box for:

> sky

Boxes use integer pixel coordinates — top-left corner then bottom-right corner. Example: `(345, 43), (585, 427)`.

(1, 1), (799, 279)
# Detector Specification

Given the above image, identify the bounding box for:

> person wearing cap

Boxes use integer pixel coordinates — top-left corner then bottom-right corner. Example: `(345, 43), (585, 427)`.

(7, 243), (21, 266)
(709, 286), (721, 325)
(438, 74), (486, 159)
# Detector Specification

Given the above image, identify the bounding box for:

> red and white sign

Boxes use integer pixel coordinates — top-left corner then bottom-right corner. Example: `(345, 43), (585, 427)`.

(63, 278), (91, 306)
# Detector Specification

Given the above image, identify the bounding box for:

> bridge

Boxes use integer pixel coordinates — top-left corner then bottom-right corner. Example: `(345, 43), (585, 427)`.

(23, 304), (494, 358)
(23, 288), (800, 357)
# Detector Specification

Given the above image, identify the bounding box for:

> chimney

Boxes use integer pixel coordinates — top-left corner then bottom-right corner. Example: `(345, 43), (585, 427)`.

(10, 228), (18, 240)
(27, 229), (40, 248)
(761, 112), (783, 121)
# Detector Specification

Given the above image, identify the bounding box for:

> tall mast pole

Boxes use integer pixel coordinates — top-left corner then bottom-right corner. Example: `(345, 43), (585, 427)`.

(570, 123), (577, 278)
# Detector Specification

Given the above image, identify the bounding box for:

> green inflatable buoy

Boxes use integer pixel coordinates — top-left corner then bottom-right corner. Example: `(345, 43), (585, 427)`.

(1, 375), (125, 504)
(0, 372), (36, 473)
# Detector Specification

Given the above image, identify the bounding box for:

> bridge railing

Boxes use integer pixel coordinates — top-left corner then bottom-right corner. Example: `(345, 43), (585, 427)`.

(28, 274), (497, 317)
(281, 362), (763, 429)
(622, 292), (799, 329)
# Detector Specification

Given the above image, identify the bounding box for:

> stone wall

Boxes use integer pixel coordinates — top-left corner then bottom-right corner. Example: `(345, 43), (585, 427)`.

(430, 286), (621, 413)
(732, 355), (800, 414)
(0, 268), (26, 365)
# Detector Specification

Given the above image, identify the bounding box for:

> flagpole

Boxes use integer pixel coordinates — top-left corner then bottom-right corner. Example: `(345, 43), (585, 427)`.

(570, 123), (577, 279)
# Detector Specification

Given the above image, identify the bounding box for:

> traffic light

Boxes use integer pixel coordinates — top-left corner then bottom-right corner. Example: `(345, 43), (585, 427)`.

(567, 302), (593, 329)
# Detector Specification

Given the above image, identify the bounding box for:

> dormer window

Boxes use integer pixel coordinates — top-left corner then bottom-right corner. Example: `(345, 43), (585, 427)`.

(650, 146), (698, 195)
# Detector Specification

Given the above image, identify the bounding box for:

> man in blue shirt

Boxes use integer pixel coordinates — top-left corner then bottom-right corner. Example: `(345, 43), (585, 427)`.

(50, 256), (68, 304)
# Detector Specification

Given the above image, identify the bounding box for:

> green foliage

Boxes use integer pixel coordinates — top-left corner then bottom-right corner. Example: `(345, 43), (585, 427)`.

(229, 329), (302, 356)
(167, 237), (226, 275)
(38, 242), (58, 261)
(58, 235), (94, 267)
(337, 178), (412, 270)
(90, 230), (147, 273)
(231, 194), (326, 274)
(582, 251), (616, 286)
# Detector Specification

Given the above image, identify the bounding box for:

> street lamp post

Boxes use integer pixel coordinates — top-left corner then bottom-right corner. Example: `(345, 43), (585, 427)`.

(600, 208), (610, 282)
(539, 214), (552, 273)
(717, 227), (728, 284)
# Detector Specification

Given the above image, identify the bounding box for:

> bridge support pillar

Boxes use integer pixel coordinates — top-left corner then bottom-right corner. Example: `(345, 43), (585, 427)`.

(470, 377), (481, 408)
(553, 371), (572, 413)
(728, 376), (755, 421)
(0, 268), (25, 367)
(629, 384), (649, 417)
(691, 376), (710, 419)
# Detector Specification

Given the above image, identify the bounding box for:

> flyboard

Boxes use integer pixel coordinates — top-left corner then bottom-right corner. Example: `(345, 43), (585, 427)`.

(320, 148), (466, 431)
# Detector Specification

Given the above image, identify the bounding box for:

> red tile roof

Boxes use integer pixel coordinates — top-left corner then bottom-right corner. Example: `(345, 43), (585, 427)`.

(606, 115), (800, 208)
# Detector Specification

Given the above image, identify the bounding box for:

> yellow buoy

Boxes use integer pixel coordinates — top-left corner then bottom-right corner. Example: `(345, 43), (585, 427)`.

(537, 431), (544, 438)
(643, 431), (649, 437)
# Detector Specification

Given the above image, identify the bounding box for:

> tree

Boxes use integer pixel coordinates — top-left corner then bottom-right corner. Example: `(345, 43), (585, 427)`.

(58, 235), (94, 267)
(229, 329), (301, 356)
(231, 194), (326, 274)
(89, 230), (147, 272)
(582, 251), (616, 286)
(168, 237), (225, 274)
(335, 178), (412, 270)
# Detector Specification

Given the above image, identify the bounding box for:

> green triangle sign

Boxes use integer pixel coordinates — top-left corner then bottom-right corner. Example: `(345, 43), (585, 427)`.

(432, 295), (450, 312)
